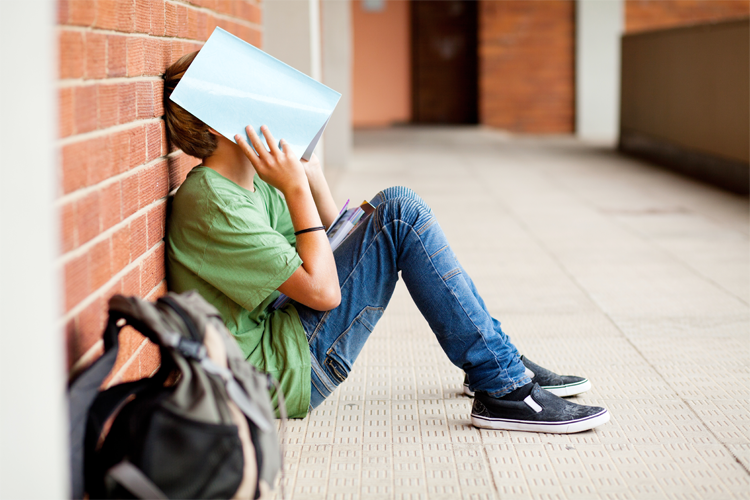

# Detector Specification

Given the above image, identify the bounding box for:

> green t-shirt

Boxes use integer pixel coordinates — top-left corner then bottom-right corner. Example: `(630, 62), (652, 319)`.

(166, 166), (310, 418)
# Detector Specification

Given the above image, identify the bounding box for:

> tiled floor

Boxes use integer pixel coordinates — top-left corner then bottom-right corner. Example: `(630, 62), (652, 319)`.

(274, 127), (750, 500)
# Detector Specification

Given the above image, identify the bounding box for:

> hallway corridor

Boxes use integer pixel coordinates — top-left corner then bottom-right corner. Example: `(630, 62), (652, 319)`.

(275, 127), (750, 500)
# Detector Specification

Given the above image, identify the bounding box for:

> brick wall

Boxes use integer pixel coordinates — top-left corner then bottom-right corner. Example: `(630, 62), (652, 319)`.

(626, 0), (750, 33)
(478, 0), (575, 134)
(59, 0), (262, 384)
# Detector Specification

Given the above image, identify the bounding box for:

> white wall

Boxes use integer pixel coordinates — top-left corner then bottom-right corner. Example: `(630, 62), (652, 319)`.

(576, 0), (624, 142)
(321, 0), (353, 169)
(264, 0), (326, 164)
(0, 1), (69, 498)
(264, 0), (353, 169)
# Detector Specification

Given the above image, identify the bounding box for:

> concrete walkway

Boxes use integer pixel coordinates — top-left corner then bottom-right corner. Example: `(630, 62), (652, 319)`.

(276, 127), (750, 500)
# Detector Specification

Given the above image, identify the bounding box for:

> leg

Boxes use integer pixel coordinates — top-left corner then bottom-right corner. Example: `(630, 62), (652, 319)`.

(296, 187), (609, 434)
(295, 186), (529, 408)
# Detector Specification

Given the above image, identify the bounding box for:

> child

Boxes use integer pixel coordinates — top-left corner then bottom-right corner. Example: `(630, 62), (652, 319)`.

(164, 51), (609, 433)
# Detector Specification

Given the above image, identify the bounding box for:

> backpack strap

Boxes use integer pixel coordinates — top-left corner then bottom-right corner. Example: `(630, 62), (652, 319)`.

(68, 315), (123, 499)
(106, 460), (167, 500)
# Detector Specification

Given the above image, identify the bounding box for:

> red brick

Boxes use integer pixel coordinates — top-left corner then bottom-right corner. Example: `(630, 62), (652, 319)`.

(136, 82), (154, 119)
(59, 87), (75, 138)
(479, 1), (574, 133)
(77, 296), (105, 355)
(147, 202), (166, 248)
(243, 2), (261, 25)
(138, 164), (156, 208)
(626, 0), (750, 33)
(107, 34), (127, 77)
(150, 0), (166, 36)
(145, 122), (162, 160)
(84, 32), (107, 79)
(122, 172), (140, 218)
(97, 83), (119, 129)
(177, 4), (190, 38)
(94, 0), (118, 30)
(61, 135), (110, 192)
(143, 38), (163, 75)
(153, 81), (164, 116)
(111, 129), (132, 174)
(103, 276), (123, 302)
(145, 280), (167, 301)
(121, 266), (141, 295)
(59, 0), (71, 24)
(186, 7), (198, 40)
(216, 0), (232, 17)
(165, 1), (180, 37)
(74, 85), (98, 133)
(85, 136), (115, 186)
(61, 201), (77, 253)
(69, 0), (97, 26)
(138, 338), (162, 377)
(195, 10), (208, 41)
(111, 224), (131, 273)
(140, 245), (165, 293)
(135, 0), (152, 33)
(100, 182), (122, 231)
(205, 13), (218, 40)
(59, 30), (84, 79)
(90, 239), (112, 290)
(65, 318), (78, 370)
(130, 214), (148, 262)
(64, 253), (89, 311)
(119, 82), (138, 125)
(61, 140), (90, 194)
(127, 37), (147, 77)
(77, 191), (101, 245)
(129, 125), (147, 168)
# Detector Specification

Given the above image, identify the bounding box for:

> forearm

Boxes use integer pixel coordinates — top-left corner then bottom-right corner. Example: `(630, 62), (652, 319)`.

(282, 184), (339, 305)
(306, 168), (339, 229)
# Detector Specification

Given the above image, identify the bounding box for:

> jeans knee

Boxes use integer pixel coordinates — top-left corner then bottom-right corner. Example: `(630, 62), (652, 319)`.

(373, 186), (427, 207)
(376, 196), (434, 234)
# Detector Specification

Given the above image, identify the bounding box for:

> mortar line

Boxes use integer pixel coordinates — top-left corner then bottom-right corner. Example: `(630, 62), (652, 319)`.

(57, 117), (163, 147)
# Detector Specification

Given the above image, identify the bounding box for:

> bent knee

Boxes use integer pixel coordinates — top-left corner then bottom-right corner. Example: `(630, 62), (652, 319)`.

(376, 196), (434, 233)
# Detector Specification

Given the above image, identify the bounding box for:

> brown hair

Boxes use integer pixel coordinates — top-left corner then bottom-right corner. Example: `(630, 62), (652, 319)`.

(162, 51), (217, 159)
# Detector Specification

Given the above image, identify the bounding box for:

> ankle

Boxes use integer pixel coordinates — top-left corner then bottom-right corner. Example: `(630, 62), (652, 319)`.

(496, 382), (534, 401)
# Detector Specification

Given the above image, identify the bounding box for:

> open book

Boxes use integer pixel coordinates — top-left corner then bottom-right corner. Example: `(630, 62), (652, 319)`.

(272, 200), (375, 310)
(170, 27), (341, 160)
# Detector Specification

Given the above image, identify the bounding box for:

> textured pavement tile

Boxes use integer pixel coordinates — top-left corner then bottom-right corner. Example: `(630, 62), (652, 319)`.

(270, 129), (749, 500)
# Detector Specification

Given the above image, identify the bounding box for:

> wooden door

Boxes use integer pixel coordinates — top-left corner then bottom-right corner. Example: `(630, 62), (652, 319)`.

(411, 0), (479, 124)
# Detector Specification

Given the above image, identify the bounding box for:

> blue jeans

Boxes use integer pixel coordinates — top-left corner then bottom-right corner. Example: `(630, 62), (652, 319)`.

(293, 187), (531, 409)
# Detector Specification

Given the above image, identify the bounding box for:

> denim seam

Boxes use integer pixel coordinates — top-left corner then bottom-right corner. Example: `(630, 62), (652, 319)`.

(441, 268), (461, 281)
(429, 245), (449, 259)
(311, 376), (330, 401)
(326, 306), (384, 356)
(307, 310), (332, 345)
(486, 375), (533, 398)
(416, 218), (437, 235)
(392, 219), (509, 386)
(310, 351), (338, 394)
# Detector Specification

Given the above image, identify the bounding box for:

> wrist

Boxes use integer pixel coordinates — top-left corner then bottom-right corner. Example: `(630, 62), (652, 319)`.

(280, 181), (312, 199)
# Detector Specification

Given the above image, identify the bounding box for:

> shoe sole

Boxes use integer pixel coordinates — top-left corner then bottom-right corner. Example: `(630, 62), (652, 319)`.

(471, 408), (610, 434)
(463, 379), (591, 398)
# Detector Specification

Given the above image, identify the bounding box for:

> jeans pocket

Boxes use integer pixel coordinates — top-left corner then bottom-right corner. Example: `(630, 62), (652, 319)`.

(323, 306), (385, 384)
(324, 356), (350, 384)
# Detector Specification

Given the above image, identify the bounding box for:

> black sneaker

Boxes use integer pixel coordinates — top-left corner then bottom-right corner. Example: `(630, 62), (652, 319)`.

(463, 355), (592, 398)
(470, 383), (610, 433)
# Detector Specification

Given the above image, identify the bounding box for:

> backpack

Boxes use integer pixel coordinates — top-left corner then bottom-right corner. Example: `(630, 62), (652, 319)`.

(68, 291), (284, 499)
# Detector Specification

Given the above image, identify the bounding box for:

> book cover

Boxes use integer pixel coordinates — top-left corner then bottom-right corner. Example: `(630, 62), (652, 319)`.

(170, 27), (341, 160)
